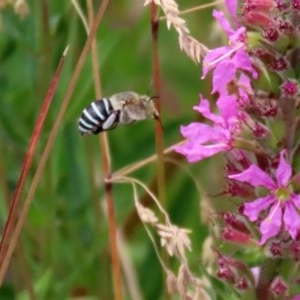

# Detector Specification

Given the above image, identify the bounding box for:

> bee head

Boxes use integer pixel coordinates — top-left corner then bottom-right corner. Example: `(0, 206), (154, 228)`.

(139, 95), (158, 116)
(143, 95), (164, 130)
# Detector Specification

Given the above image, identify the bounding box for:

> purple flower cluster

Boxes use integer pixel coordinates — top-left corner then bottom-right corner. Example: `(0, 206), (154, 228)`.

(175, 0), (300, 252)
(172, 0), (300, 297)
(229, 150), (300, 244)
(175, 7), (257, 162)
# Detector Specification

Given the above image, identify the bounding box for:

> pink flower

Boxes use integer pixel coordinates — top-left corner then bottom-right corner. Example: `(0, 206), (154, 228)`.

(225, 0), (238, 26)
(202, 10), (257, 97)
(174, 97), (241, 162)
(175, 4), (257, 164)
(229, 150), (300, 244)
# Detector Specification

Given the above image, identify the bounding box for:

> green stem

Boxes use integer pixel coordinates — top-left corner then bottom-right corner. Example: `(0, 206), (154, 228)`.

(234, 138), (266, 154)
(256, 258), (277, 299)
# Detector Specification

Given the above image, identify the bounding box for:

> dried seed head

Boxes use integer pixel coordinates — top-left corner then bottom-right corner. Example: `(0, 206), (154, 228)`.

(135, 202), (158, 224)
(166, 269), (177, 295)
(144, 0), (208, 63)
(14, 0), (29, 18)
(177, 264), (191, 298)
(156, 223), (191, 258)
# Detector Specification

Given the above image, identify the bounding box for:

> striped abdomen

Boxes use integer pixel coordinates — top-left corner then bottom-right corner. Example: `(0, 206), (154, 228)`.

(78, 98), (119, 135)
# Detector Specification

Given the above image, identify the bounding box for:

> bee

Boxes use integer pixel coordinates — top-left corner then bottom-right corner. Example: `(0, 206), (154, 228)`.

(78, 91), (160, 135)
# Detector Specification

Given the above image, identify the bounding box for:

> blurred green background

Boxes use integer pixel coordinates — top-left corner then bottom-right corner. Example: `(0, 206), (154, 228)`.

(0, 0), (225, 299)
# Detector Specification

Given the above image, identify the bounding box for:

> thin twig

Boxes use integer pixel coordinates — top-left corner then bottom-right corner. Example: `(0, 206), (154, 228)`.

(109, 176), (170, 224)
(84, 1), (122, 299)
(0, 46), (69, 285)
(71, 0), (89, 32)
(0, 135), (36, 298)
(113, 140), (185, 178)
(117, 231), (142, 300)
(73, 0), (107, 298)
(84, 1), (106, 299)
(158, 1), (224, 21)
(0, 47), (69, 278)
(150, 2), (167, 220)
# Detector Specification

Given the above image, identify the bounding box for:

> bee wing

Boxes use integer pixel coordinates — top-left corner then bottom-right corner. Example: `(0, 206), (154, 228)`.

(109, 91), (140, 108)
(119, 104), (148, 124)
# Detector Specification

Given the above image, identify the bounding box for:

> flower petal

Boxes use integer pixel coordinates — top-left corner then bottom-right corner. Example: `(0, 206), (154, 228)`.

(233, 49), (257, 77)
(239, 73), (252, 92)
(202, 46), (231, 78)
(243, 195), (274, 221)
(217, 95), (238, 121)
(283, 202), (300, 240)
(229, 165), (276, 189)
(179, 123), (214, 142)
(212, 60), (236, 94)
(225, 0), (238, 27)
(193, 98), (223, 124)
(275, 150), (291, 186)
(174, 142), (230, 163)
(291, 194), (300, 209)
(259, 204), (282, 244)
(213, 10), (235, 37)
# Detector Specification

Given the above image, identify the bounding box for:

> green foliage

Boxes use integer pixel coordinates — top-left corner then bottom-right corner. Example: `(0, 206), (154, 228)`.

(0, 0), (218, 299)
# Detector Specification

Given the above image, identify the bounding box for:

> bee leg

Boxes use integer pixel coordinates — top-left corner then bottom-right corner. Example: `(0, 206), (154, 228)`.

(101, 111), (119, 131)
(154, 113), (164, 131)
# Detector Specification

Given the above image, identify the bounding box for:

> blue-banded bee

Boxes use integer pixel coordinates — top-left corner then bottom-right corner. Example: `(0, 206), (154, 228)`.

(78, 91), (160, 135)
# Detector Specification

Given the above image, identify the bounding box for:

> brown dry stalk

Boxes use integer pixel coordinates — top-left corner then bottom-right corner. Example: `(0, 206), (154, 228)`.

(150, 1), (166, 216)
(149, 7), (170, 297)
(82, 0), (121, 299)
(85, 2), (122, 299)
(0, 47), (68, 275)
(0, 137), (35, 297)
